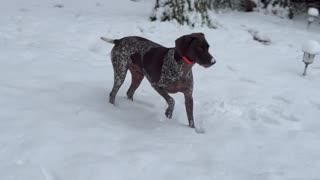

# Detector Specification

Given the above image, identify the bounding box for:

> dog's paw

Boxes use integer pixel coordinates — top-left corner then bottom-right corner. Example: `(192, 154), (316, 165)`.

(165, 108), (173, 119)
(127, 96), (133, 101)
(126, 91), (134, 101)
(109, 96), (115, 105)
(189, 123), (195, 128)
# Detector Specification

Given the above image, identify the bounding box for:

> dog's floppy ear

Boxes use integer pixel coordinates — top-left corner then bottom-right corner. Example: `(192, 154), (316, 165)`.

(175, 35), (193, 56)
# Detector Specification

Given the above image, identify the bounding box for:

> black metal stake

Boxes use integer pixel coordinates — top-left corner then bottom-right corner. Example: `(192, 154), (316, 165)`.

(303, 63), (309, 76)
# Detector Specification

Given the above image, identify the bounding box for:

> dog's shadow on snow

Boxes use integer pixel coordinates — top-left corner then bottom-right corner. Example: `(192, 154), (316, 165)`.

(118, 96), (155, 108)
(64, 84), (199, 133)
(102, 95), (192, 131)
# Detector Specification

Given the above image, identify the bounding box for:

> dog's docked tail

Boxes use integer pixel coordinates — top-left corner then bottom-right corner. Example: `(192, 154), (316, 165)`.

(100, 37), (119, 44)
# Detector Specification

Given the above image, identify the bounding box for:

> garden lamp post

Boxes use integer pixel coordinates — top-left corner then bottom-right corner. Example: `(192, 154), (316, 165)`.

(302, 52), (315, 76)
(302, 40), (320, 76)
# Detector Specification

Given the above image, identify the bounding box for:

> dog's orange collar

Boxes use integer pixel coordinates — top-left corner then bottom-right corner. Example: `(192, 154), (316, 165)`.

(182, 56), (193, 65)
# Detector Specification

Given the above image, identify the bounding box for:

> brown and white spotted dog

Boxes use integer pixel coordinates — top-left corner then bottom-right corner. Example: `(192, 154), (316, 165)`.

(101, 33), (216, 128)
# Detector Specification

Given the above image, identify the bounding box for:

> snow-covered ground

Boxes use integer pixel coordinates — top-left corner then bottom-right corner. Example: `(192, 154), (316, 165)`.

(1, 0), (320, 180)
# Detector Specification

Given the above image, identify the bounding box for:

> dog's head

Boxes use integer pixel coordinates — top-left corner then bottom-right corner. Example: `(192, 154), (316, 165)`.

(175, 33), (216, 68)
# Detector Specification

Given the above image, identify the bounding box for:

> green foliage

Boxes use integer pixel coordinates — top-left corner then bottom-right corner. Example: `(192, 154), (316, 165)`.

(150, 0), (217, 28)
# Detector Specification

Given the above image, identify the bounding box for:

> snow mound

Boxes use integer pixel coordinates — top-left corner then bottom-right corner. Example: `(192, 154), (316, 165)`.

(302, 40), (320, 54)
(248, 29), (271, 45)
(308, 7), (319, 17)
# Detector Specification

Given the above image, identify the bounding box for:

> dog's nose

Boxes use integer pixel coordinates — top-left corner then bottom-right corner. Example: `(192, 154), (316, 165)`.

(211, 58), (216, 65)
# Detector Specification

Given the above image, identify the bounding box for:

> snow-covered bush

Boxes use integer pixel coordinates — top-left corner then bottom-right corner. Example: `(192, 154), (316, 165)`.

(308, 7), (319, 16)
(150, 0), (218, 29)
(209, 0), (293, 18)
(307, 7), (319, 29)
(254, 0), (293, 19)
(248, 29), (271, 45)
(240, 0), (258, 12)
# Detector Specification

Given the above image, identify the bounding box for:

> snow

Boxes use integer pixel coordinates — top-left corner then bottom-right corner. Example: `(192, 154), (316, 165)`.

(308, 7), (319, 17)
(1, 0), (320, 180)
(308, 16), (315, 23)
(302, 40), (320, 55)
(248, 29), (271, 45)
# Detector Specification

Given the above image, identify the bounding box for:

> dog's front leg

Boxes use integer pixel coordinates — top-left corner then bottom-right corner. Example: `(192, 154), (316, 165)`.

(153, 86), (175, 119)
(184, 90), (194, 128)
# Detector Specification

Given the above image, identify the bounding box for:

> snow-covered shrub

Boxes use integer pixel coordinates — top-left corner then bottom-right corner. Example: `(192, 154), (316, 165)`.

(307, 7), (319, 29)
(240, 0), (258, 12)
(208, 0), (293, 18)
(206, 0), (256, 11)
(150, 0), (218, 29)
(254, 0), (293, 19)
(308, 7), (319, 17)
(207, 0), (232, 10)
(248, 29), (271, 45)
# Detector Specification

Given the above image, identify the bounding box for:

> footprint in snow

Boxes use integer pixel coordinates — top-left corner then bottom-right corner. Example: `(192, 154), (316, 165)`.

(311, 102), (320, 111)
(260, 114), (280, 125)
(280, 114), (300, 122)
(239, 77), (257, 84)
(272, 96), (293, 105)
(226, 65), (237, 72)
(53, 4), (64, 8)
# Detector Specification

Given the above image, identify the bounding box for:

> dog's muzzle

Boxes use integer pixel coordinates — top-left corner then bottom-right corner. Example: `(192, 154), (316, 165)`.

(211, 58), (216, 65)
(203, 58), (216, 68)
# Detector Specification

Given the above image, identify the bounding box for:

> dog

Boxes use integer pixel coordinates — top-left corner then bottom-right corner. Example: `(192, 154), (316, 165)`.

(101, 33), (216, 128)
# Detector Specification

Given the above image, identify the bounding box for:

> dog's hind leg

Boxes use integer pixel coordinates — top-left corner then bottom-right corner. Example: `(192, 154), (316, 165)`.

(127, 66), (144, 101)
(109, 57), (128, 105)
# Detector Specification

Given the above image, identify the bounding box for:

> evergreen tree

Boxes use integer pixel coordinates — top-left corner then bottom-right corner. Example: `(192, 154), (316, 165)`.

(150, 0), (217, 29)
